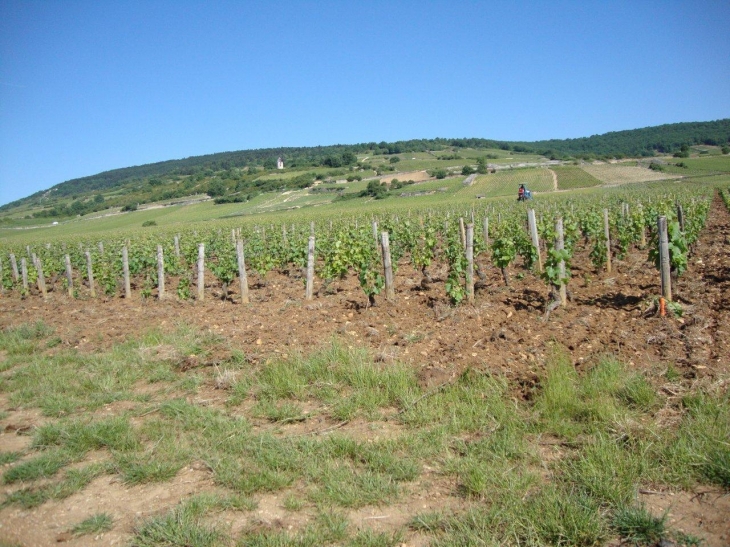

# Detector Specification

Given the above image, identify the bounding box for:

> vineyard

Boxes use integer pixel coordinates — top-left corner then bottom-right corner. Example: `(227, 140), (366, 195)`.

(0, 184), (714, 311)
(1, 181), (729, 546)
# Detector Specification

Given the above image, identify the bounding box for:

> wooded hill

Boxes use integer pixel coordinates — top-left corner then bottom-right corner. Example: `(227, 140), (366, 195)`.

(3, 118), (729, 217)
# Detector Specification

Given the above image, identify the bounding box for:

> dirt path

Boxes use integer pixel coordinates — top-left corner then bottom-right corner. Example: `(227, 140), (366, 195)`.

(675, 192), (730, 367)
(548, 168), (558, 191)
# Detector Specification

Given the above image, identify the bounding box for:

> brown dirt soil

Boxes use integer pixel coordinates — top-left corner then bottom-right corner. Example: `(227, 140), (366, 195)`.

(1, 194), (729, 546)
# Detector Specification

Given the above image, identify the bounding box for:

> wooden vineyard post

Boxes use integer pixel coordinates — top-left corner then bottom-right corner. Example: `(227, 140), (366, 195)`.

(282, 224), (288, 245)
(638, 204), (646, 248)
(174, 235), (181, 259)
(372, 221), (379, 248)
(85, 251), (96, 297)
(34, 256), (47, 299)
(677, 204), (685, 233)
(603, 209), (612, 273)
(64, 255), (74, 297)
(156, 245), (165, 300)
(236, 239), (249, 304)
(483, 217), (489, 247)
(310, 221), (315, 236)
(122, 246), (132, 300)
(381, 232), (395, 302)
(466, 223), (474, 304)
(197, 244), (205, 301)
(231, 229), (236, 245)
(556, 218), (567, 307)
(98, 241), (104, 255)
(305, 236), (315, 301)
(21, 258), (28, 295)
(459, 218), (466, 249)
(527, 209), (543, 273)
(657, 216), (672, 302)
(10, 253), (19, 282)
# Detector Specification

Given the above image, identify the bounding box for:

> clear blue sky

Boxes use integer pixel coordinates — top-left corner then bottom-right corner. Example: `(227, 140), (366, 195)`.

(1, 0), (729, 206)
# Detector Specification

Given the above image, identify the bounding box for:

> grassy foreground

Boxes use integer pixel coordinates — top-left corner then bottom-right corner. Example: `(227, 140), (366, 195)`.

(0, 322), (727, 546)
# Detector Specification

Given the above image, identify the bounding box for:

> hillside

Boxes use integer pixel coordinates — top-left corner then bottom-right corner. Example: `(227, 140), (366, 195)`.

(1, 119), (728, 220)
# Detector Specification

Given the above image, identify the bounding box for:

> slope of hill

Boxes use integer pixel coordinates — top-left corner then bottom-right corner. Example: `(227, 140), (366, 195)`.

(1, 119), (728, 219)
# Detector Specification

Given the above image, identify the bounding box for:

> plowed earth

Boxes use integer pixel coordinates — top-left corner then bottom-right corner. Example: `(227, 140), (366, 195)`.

(1, 194), (729, 546)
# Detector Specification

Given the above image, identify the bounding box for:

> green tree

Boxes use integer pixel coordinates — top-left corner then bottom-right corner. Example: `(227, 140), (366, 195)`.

(389, 156), (401, 164)
(476, 158), (489, 174)
(360, 180), (388, 199)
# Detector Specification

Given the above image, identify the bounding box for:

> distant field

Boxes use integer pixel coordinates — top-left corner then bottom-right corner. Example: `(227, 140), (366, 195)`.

(581, 163), (679, 185)
(461, 168), (554, 199)
(680, 155), (730, 172)
(553, 166), (602, 190)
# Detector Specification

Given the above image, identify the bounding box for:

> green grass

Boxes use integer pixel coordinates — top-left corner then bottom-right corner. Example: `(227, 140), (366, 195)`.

(553, 165), (603, 189)
(0, 324), (726, 545)
(70, 512), (113, 536)
(460, 168), (554, 198)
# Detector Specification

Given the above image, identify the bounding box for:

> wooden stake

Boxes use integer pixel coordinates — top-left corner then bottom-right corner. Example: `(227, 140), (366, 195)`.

(556, 218), (566, 307)
(677, 204), (685, 233)
(174, 235), (180, 258)
(157, 245), (165, 300)
(372, 221), (379, 247)
(10, 253), (19, 282)
(381, 232), (395, 302)
(122, 246), (132, 299)
(527, 209), (543, 273)
(483, 217), (489, 247)
(657, 216), (672, 301)
(236, 239), (249, 304)
(603, 209), (612, 273)
(638, 204), (646, 248)
(85, 251), (96, 297)
(466, 224), (474, 303)
(34, 256), (47, 299)
(98, 241), (104, 255)
(459, 218), (466, 249)
(21, 258), (28, 294)
(197, 244), (205, 301)
(65, 255), (74, 297)
(305, 236), (315, 301)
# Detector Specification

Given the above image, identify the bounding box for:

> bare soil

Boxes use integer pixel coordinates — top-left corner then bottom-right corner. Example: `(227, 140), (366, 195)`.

(1, 195), (729, 546)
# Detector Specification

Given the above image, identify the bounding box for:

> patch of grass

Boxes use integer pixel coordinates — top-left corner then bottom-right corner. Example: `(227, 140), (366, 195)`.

(253, 400), (305, 422)
(238, 510), (349, 546)
(347, 530), (404, 547)
(310, 462), (400, 508)
(114, 452), (184, 485)
(612, 504), (667, 545)
(562, 433), (652, 507)
(536, 354), (656, 438)
(2, 449), (71, 484)
(132, 497), (227, 547)
(0, 451), (22, 465)
(249, 341), (419, 420)
(0, 321), (53, 355)
(2, 462), (109, 509)
(399, 368), (517, 434)
(71, 512), (113, 536)
(664, 390), (730, 488)
(282, 494), (304, 511)
(33, 416), (140, 454)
